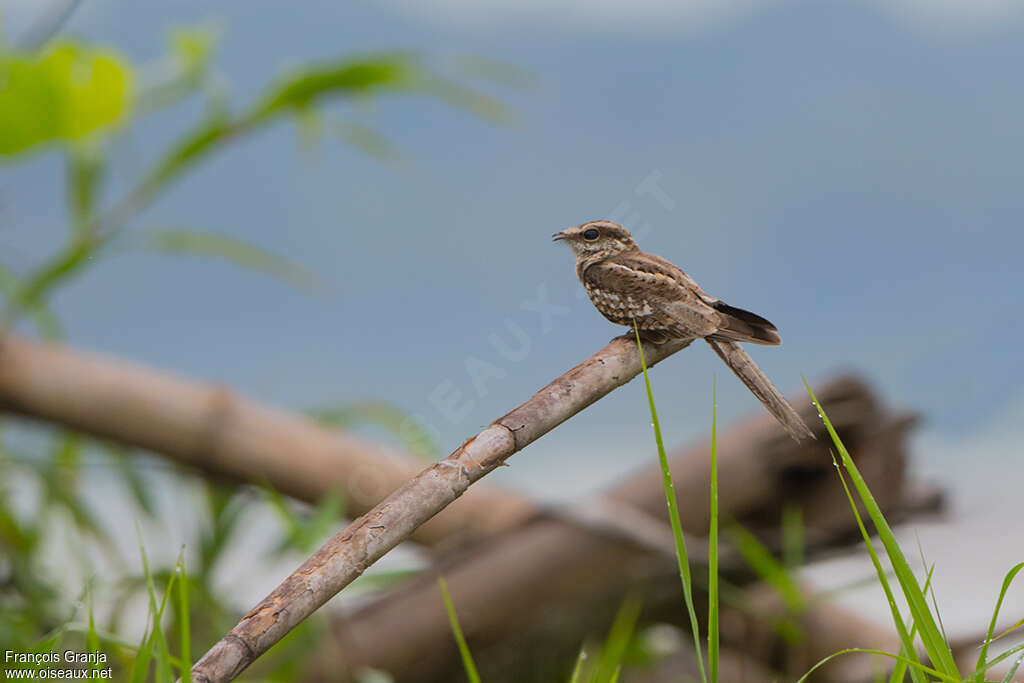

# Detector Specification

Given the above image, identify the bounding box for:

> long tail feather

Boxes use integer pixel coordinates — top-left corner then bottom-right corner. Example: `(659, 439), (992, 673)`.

(706, 338), (814, 443)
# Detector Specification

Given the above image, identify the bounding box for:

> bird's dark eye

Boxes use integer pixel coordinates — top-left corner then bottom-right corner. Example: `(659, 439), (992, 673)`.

(583, 228), (599, 241)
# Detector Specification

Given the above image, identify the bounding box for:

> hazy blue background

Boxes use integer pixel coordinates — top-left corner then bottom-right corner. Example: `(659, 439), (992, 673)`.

(2, 0), (1022, 633)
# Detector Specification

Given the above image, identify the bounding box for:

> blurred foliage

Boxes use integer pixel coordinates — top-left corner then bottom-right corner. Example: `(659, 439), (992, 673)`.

(0, 41), (133, 155)
(0, 17), (516, 680)
(0, 25), (517, 332)
(142, 229), (324, 295)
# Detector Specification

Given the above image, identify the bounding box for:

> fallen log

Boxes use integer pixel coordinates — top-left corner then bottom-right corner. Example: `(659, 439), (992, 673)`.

(307, 376), (938, 682)
(0, 334), (535, 545)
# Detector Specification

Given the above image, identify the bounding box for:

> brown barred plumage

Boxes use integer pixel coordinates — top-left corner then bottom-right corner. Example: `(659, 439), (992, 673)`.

(554, 220), (813, 443)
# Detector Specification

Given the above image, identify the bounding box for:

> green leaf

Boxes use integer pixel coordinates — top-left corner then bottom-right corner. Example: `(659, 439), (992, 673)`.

(8, 234), (106, 316)
(67, 143), (105, 236)
(438, 576), (481, 683)
(0, 54), (61, 155)
(134, 25), (221, 116)
(143, 229), (323, 294)
(415, 73), (517, 126)
(295, 107), (323, 154)
(135, 56), (416, 199)
(0, 262), (64, 338)
(251, 56), (418, 121)
(0, 41), (134, 156)
(170, 26), (219, 75)
(46, 43), (133, 140)
(449, 55), (536, 90)
(333, 121), (403, 163)
(138, 114), (237, 196)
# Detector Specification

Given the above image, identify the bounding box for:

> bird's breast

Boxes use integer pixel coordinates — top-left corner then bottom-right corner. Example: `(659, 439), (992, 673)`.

(584, 283), (657, 325)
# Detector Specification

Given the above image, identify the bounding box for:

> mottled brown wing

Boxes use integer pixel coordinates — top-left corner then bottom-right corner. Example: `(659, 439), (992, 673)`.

(615, 250), (782, 345)
(612, 251), (717, 303)
(582, 258), (719, 338)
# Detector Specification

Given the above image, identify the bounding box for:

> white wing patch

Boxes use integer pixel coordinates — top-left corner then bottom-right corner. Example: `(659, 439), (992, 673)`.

(605, 262), (680, 288)
(585, 284), (654, 316)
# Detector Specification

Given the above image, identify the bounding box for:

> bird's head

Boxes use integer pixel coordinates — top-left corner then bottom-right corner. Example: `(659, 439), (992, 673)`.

(552, 220), (637, 264)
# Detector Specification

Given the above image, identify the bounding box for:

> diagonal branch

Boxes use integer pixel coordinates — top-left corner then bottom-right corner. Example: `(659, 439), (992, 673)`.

(312, 376), (929, 682)
(188, 334), (691, 683)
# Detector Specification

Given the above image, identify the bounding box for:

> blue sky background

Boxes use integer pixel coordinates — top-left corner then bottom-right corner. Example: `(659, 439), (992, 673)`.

(3, 0), (1023, 482)
(3, 0), (1023, 642)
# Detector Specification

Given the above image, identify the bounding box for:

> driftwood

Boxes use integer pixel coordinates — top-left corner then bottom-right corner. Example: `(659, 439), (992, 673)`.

(187, 334), (692, 682)
(304, 377), (940, 683)
(0, 335), (949, 681)
(0, 334), (534, 545)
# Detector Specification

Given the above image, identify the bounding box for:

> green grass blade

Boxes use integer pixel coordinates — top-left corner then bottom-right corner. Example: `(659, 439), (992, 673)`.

(976, 562), (1024, 681)
(965, 642), (1024, 681)
(994, 618), (1024, 642)
(567, 647), (587, 683)
(727, 523), (805, 612)
(781, 505), (805, 570)
(130, 528), (178, 683)
(592, 596), (642, 683)
(796, 648), (960, 683)
(86, 588), (104, 674)
(915, 539), (950, 646)
(176, 551), (192, 683)
(1000, 650), (1024, 683)
(889, 564), (936, 683)
(633, 322), (706, 683)
(806, 381), (959, 677)
(438, 576), (481, 683)
(828, 448), (927, 683)
(708, 378), (719, 683)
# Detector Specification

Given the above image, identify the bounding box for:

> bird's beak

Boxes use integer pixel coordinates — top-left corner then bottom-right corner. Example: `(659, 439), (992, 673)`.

(552, 231), (567, 242)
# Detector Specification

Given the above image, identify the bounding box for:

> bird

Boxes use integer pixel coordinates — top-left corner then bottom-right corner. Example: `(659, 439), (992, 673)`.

(553, 219), (814, 443)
